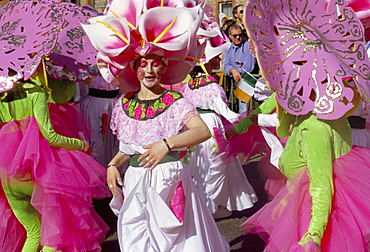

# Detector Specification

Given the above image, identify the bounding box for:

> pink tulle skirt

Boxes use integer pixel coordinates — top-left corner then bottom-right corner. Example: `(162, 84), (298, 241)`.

(48, 102), (93, 141)
(0, 117), (111, 251)
(243, 146), (370, 251)
(0, 186), (26, 251)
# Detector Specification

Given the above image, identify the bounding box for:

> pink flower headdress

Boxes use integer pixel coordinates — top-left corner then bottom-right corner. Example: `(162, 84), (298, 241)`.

(45, 4), (101, 82)
(244, 0), (370, 120)
(82, 0), (206, 92)
(0, 0), (65, 93)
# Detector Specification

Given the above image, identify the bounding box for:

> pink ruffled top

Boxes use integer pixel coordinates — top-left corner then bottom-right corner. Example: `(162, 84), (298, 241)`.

(182, 75), (228, 109)
(111, 90), (198, 146)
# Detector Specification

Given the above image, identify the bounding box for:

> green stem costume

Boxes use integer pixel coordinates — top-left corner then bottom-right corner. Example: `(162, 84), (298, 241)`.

(235, 95), (352, 246)
(0, 80), (83, 252)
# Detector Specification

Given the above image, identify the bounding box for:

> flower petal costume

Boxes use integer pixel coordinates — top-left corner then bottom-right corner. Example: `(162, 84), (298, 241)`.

(245, 0), (370, 120)
(45, 4), (100, 82)
(82, 0), (205, 91)
(238, 0), (370, 250)
(84, 0), (230, 251)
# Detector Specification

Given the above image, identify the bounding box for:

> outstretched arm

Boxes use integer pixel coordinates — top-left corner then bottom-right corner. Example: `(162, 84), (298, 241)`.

(226, 93), (276, 139)
(30, 83), (85, 151)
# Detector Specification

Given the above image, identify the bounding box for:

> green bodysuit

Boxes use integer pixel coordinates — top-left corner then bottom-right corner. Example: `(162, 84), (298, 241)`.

(234, 96), (352, 245)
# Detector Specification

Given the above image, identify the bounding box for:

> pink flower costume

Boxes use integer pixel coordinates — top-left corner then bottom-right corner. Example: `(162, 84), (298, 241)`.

(181, 74), (258, 213)
(83, 0), (229, 251)
(109, 90), (228, 251)
(0, 1), (110, 251)
(237, 0), (370, 250)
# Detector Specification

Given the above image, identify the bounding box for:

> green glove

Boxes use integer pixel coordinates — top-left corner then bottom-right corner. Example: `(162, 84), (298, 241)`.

(234, 93), (276, 134)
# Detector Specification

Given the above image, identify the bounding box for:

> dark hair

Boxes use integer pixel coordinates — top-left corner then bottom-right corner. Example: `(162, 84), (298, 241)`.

(228, 24), (242, 36)
(223, 20), (237, 38)
(232, 4), (244, 17)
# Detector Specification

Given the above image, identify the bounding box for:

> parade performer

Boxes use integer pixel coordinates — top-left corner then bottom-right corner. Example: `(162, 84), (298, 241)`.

(78, 75), (122, 166)
(83, 0), (230, 251)
(178, 16), (258, 217)
(0, 1), (110, 251)
(228, 0), (370, 250)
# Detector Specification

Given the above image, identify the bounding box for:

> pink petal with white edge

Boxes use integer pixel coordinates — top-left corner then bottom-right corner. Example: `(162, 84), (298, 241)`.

(82, 16), (134, 57)
(97, 54), (140, 92)
(138, 6), (203, 55)
(106, 0), (143, 29)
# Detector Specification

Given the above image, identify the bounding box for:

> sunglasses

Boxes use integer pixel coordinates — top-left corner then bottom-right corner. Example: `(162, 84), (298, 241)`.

(231, 33), (243, 38)
(239, 10), (244, 14)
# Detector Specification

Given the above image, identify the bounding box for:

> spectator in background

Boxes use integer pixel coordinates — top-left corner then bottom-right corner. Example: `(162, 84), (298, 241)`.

(232, 4), (245, 32)
(224, 24), (256, 113)
(222, 19), (236, 36)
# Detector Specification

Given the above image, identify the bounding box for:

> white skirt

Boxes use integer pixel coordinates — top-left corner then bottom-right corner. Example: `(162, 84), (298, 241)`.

(185, 112), (258, 213)
(110, 161), (229, 252)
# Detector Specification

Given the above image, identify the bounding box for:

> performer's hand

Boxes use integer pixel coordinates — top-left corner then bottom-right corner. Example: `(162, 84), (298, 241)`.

(138, 141), (170, 170)
(107, 165), (123, 196)
(82, 141), (93, 155)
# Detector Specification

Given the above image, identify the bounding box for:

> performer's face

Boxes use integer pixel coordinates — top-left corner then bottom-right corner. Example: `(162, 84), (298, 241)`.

(136, 55), (166, 88)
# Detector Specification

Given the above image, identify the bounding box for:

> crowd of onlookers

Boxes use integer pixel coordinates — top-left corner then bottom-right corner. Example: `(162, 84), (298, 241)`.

(212, 5), (262, 113)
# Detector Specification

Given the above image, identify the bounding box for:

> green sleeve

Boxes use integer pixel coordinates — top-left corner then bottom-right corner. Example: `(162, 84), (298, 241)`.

(298, 119), (333, 245)
(31, 85), (84, 151)
(234, 93), (276, 134)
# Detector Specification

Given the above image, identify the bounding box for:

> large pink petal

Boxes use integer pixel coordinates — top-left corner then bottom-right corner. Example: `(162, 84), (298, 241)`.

(82, 16), (135, 57)
(45, 3), (100, 81)
(0, 0), (64, 81)
(137, 6), (203, 58)
(244, 0), (370, 120)
(106, 0), (144, 29)
(96, 54), (140, 92)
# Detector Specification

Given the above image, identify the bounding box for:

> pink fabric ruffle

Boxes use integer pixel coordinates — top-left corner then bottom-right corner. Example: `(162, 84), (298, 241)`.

(48, 102), (93, 141)
(111, 96), (198, 145)
(170, 181), (186, 223)
(181, 79), (228, 109)
(243, 146), (370, 251)
(215, 123), (268, 162)
(0, 117), (111, 251)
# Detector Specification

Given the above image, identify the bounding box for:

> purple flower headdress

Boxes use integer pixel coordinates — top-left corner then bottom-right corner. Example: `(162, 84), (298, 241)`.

(0, 0), (65, 93)
(45, 4), (101, 82)
(244, 0), (370, 120)
(82, 0), (206, 92)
